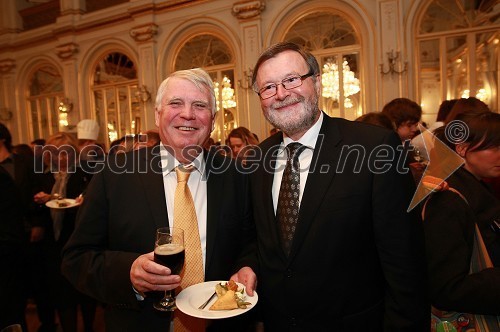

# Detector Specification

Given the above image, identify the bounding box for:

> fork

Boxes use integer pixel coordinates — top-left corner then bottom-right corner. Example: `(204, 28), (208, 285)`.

(198, 292), (217, 310)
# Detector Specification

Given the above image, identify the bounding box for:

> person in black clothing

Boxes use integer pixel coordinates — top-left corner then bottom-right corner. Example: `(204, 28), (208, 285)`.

(424, 112), (500, 322)
(0, 122), (55, 331)
(33, 132), (95, 332)
(0, 168), (27, 330)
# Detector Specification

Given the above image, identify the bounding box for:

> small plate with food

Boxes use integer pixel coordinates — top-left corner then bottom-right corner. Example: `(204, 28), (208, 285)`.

(176, 280), (258, 319)
(45, 198), (80, 209)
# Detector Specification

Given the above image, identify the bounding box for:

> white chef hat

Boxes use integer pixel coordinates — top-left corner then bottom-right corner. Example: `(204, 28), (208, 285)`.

(77, 119), (100, 140)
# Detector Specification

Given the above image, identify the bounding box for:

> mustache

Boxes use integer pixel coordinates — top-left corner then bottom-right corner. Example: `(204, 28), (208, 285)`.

(270, 96), (304, 110)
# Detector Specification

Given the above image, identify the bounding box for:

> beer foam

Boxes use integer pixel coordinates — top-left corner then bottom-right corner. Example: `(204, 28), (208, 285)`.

(155, 243), (184, 255)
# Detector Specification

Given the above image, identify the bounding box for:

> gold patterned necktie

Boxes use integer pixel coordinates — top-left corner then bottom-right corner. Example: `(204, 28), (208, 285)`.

(277, 143), (306, 256)
(173, 165), (205, 332)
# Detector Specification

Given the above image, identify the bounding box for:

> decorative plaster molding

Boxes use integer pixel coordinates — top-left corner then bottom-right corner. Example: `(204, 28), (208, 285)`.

(244, 25), (258, 53)
(232, 0), (265, 20)
(0, 59), (15, 74)
(381, 1), (396, 32)
(130, 23), (158, 42)
(56, 42), (79, 59)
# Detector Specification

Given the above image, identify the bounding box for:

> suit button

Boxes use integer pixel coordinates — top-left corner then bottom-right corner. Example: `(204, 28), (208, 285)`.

(286, 269), (292, 278)
(290, 317), (297, 326)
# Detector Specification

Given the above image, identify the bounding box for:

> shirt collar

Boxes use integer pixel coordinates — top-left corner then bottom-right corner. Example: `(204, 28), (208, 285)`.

(159, 143), (205, 176)
(281, 111), (323, 152)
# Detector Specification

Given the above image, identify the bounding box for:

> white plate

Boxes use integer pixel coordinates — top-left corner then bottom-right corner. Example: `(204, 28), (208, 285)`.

(176, 280), (258, 319)
(45, 198), (80, 209)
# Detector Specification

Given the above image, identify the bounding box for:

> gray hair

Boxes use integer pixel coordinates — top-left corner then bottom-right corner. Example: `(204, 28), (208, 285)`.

(155, 68), (217, 115)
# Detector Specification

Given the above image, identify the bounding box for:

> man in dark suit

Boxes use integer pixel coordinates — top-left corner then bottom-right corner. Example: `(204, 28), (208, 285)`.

(0, 122), (52, 331)
(61, 68), (256, 331)
(0, 165), (27, 330)
(32, 132), (96, 332)
(234, 42), (429, 331)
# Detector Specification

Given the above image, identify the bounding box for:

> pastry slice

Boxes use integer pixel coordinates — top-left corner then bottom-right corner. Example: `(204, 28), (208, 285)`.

(209, 290), (238, 310)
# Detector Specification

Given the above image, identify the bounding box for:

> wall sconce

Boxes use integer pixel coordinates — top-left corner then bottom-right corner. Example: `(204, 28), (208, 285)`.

(380, 50), (408, 76)
(135, 85), (151, 103)
(238, 68), (254, 90)
(58, 98), (73, 113)
(0, 108), (13, 121)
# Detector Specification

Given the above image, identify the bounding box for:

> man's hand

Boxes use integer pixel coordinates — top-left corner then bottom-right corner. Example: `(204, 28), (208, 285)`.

(130, 252), (181, 294)
(230, 266), (257, 296)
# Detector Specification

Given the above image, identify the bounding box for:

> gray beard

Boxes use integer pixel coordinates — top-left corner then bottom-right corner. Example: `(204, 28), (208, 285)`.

(265, 96), (319, 137)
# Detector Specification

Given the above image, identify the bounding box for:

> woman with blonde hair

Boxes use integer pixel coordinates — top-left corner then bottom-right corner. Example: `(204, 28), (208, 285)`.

(227, 126), (259, 159)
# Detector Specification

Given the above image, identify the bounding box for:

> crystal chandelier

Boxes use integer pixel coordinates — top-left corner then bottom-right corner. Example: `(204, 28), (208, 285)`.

(107, 123), (118, 142)
(214, 76), (236, 111)
(322, 59), (360, 108)
(58, 98), (72, 127)
(461, 88), (489, 102)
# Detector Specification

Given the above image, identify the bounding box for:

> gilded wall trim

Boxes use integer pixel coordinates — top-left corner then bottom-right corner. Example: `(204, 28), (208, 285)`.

(0, 59), (16, 74)
(130, 24), (159, 42)
(56, 42), (79, 59)
(232, 0), (266, 20)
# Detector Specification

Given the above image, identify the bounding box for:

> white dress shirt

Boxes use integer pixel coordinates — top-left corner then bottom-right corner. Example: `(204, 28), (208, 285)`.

(159, 144), (208, 271)
(272, 112), (324, 214)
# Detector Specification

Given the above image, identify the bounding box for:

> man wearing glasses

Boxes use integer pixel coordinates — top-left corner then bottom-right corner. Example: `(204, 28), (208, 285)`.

(234, 42), (429, 331)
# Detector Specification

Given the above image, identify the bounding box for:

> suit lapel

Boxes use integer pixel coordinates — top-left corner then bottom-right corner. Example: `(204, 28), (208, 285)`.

(260, 134), (289, 259)
(204, 151), (226, 273)
(138, 148), (168, 230)
(288, 116), (343, 260)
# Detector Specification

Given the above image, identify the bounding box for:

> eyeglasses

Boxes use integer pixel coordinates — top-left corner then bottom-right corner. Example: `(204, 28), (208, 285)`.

(256, 70), (315, 100)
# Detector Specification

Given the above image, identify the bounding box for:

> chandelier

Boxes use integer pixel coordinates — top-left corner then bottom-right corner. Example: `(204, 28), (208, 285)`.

(58, 98), (72, 128)
(461, 88), (489, 102)
(214, 76), (236, 111)
(107, 123), (118, 143)
(322, 59), (360, 108)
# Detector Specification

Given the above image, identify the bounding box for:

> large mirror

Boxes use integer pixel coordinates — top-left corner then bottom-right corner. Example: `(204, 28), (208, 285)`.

(92, 52), (139, 148)
(27, 64), (64, 140)
(417, 0), (499, 124)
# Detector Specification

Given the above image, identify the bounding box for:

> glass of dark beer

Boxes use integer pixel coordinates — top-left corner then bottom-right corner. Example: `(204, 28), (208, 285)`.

(153, 227), (185, 311)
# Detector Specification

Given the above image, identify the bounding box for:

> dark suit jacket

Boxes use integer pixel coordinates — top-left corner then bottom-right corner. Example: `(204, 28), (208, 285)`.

(0, 170), (27, 329)
(7, 153), (37, 231)
(423, 167), (500, 315)
(61, 146), (254, 331)
(0, 168), (24, 243)
(246, 114), (429, 332)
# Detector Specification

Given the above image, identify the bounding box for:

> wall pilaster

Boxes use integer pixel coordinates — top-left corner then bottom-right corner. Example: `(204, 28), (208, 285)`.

(130, 23), (158, 132)
(233, 0), (267, 140)
(377, 0), (409, 107)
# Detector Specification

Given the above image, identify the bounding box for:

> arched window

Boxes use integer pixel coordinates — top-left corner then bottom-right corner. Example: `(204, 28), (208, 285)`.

(284, 12), (362, 120)
(27, 64), (64, 139)
(417, 0), (499, 122)
(91, 52), (139, 147)
(175, 34), (236, 143)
